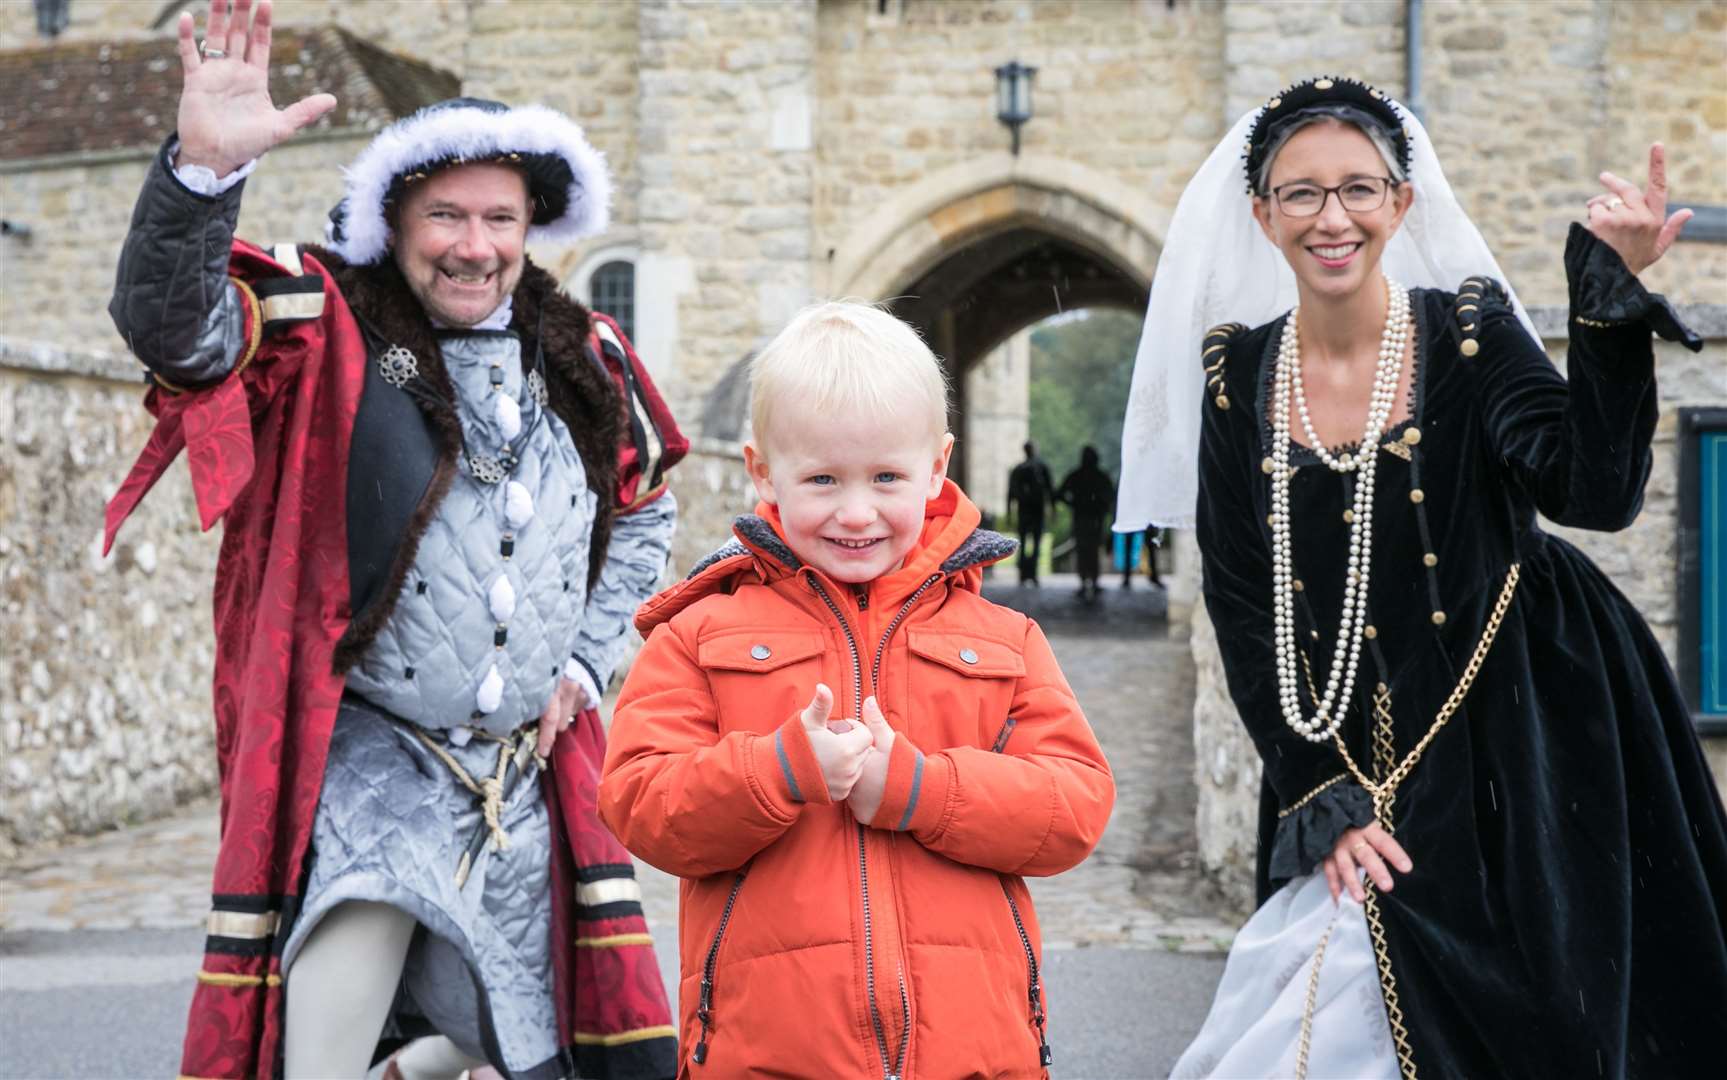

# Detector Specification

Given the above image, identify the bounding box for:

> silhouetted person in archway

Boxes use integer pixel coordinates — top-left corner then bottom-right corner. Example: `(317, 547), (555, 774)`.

(1006, 440), (1055, 585)
(1059, 445), (1115, 600)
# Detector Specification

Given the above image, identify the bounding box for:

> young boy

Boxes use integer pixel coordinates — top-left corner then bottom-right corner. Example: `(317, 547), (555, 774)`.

(598, 302), (1114, 1078)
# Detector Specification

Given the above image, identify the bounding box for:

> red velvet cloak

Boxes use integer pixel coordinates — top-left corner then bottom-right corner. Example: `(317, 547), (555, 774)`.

(105, 242), (680, 1079)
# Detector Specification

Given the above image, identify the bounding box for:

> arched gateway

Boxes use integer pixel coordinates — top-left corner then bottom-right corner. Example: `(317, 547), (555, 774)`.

(825, 154), (1163, 497)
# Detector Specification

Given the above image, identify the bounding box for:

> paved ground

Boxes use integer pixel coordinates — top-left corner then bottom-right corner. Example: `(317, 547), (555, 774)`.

(0, 572), (1237, 1077)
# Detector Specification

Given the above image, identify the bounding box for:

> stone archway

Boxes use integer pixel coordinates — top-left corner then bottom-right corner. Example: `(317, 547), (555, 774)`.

(825, 158), (1162, 511)
(827, 153), (1166, 302)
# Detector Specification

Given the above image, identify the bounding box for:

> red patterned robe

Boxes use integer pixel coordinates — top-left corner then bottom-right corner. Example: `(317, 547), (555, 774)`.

(105, 239), (682, 1079)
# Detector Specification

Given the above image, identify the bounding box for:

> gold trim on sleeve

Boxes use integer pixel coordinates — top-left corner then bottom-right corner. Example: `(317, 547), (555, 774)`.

(228, 276), (263, 376)
(148, 278), (262, 396)
(206, 910), (280, 939)
(572, 1025), (680, 1046)
(195, 969), (282, 988)
(577, 877), (643, 908)
(1277, 774), (1347, 820)
(575, 933), (656, 948)
(260, 290), (325, 322)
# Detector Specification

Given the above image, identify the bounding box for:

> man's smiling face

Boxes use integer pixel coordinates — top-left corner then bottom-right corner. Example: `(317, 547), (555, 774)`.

(392, 161), (530, 326)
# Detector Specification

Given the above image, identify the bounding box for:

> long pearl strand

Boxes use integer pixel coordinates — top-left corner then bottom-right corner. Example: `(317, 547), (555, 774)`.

(1270, 278), (1411, 742)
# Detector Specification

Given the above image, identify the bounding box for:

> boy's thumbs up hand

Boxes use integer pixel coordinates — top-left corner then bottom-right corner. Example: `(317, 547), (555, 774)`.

(801, 684), (873, 801)
(861, 696), (896, 754)
(847, 696), (896, 826)
(800, 682), (836, 730)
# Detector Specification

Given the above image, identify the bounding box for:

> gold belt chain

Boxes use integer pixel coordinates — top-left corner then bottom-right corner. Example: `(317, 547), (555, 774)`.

(1290, 565), (1517, 1080)
(1295, 913), (1339, 1079)
(1303, 564), (1521, 815)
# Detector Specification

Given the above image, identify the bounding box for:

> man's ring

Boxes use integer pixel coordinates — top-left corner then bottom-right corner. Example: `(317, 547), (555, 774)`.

(201, 43), (226, 59)
(1604, 196), (1625, 211)
(1351, 841), (1370, 853)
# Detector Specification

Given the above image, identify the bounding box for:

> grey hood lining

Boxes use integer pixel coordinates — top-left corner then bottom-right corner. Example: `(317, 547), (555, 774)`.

(729, 515), (804, 571)
(683, 537), (752, 580)
(940, 528), (1018, 573)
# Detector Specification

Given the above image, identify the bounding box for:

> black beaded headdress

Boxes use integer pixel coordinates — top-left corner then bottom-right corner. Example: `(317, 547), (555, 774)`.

(1243, 76), (1412, 194)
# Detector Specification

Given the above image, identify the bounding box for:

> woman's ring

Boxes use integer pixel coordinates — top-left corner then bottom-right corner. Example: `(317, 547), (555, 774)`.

(201, 43), (226, 59)
(1351, 841), (1370, 853)
(1604, 196), (1625, 211)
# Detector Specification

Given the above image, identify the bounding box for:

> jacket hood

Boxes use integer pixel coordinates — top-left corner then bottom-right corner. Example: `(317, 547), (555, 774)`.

(636, 479), (1015, 633)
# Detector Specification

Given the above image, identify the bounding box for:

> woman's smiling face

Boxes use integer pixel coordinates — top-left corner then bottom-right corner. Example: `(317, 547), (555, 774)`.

(1252, 119), (1414, 303)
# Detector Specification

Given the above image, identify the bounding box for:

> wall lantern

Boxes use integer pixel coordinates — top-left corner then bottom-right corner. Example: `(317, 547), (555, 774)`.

(994, 60), (1036, 157)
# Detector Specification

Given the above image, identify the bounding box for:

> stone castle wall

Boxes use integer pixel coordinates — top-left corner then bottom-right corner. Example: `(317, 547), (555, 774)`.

(0, 355), (220, 859)
(814, 0), (1223, 273)
(1421, 0), (1727, 306)
(1, 135), (368, 368)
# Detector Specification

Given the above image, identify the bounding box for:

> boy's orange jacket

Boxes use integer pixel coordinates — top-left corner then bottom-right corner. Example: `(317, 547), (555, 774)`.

(600, 481), (1114, 1079)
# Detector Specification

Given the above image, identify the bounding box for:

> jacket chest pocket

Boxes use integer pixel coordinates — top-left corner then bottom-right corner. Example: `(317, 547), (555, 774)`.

(903, 628), (1024, 751)
(696, 629), (828, 734)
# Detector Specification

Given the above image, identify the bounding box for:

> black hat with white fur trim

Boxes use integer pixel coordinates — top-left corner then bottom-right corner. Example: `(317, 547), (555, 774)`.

(326, 97), (611, 265)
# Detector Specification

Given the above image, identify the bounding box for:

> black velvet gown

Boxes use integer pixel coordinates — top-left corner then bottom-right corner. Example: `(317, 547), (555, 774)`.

(1197, 225), (1727, 1079)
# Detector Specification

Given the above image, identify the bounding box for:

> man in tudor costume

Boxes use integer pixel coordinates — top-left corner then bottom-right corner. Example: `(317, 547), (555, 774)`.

(103, 2), (681, 1077)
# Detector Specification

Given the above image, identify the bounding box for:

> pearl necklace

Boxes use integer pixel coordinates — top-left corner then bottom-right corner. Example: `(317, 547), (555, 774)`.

(1270, 278), (1411, 742)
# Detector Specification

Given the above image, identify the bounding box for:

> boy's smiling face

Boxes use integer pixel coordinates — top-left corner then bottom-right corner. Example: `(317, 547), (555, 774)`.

(746, 410), (954, 585)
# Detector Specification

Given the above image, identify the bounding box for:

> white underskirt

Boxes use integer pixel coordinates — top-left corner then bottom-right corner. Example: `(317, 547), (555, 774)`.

(1172, 871), (1398, 1079)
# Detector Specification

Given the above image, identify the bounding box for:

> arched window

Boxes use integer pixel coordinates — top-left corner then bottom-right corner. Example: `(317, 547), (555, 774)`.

(589, 260), (636, 343)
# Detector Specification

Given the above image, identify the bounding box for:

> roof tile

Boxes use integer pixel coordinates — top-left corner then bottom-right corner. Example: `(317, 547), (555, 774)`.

(0, 26), (458, 162)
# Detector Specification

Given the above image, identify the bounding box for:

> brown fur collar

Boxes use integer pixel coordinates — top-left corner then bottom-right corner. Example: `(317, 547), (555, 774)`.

(307, 246), (622, 672)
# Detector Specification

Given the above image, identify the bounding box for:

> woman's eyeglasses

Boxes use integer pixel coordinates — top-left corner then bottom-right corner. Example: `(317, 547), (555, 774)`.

(1269, 177), (1398, 217)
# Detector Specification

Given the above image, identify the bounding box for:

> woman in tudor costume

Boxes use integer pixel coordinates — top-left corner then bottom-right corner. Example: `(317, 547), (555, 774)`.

(104, 2), (681, 1077)
(1117, 77), (1727, 1078)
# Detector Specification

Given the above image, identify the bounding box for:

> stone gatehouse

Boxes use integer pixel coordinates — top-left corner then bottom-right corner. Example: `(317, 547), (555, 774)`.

(2, 1), (1723, 902)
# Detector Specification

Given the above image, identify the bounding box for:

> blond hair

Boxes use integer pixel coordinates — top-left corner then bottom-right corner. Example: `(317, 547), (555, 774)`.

(748, 300), (950, 452)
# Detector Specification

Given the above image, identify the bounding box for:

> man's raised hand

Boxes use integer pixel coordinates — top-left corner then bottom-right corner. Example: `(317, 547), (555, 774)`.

(175, 0), (336, 177)
(799, 684), (874, 802)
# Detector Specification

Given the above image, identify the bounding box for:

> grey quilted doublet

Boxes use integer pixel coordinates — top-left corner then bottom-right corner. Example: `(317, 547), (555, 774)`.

(347, 331), (594, 733)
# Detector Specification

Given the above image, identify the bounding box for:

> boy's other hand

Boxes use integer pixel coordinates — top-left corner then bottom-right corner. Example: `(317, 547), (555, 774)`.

(801, 684), (874, 801)
(846, 697), (898, 825)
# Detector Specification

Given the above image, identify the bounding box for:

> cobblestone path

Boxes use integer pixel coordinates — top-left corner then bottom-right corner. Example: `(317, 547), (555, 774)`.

(985, 574), (1241, 951)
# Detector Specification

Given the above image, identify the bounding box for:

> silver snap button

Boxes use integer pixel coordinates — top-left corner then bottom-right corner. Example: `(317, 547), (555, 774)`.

(750, 644), (772, 661)
(959, 648), (979, 665)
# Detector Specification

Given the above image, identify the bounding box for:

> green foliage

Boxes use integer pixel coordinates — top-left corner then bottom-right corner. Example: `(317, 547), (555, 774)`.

(1023, 307), (1142, 545)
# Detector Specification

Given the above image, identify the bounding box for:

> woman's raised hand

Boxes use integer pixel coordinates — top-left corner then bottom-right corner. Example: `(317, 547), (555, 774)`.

(174, 0), (337, 177)
(1323, 822), (1412, 904)
(1586, 143), (1693, 277)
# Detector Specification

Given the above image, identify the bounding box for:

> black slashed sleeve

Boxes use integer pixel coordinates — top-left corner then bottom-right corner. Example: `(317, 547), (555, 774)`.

(1474, 223), (1702, 532)
(108, 138), (250, 388)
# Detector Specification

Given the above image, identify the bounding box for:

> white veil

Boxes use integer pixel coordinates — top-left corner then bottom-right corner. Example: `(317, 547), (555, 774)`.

(1115, 99), (1540, 531)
